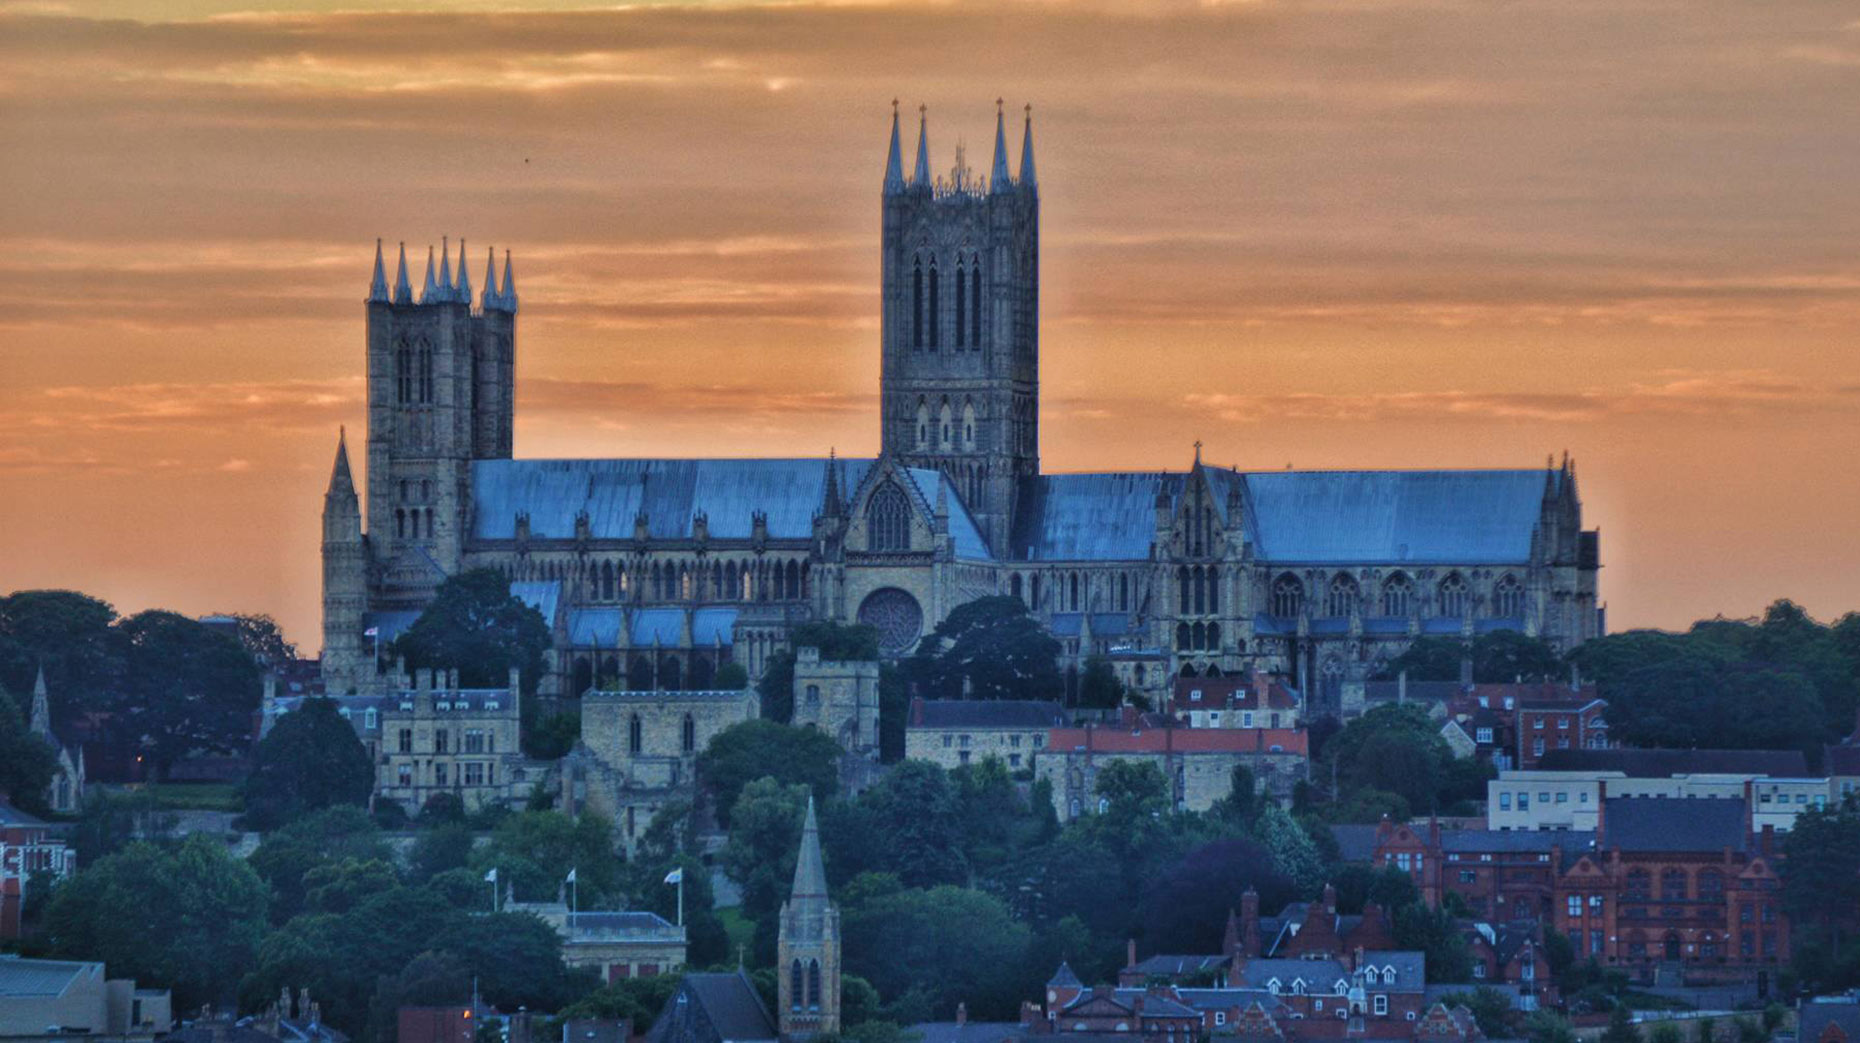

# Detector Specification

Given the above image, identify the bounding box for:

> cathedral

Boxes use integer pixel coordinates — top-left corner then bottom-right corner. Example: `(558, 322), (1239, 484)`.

(320, 102), (1603, 708)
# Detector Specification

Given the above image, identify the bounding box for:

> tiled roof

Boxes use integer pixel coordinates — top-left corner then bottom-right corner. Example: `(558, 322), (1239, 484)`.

(910, 1023), (1031, 1043)
(1330, 825), (1381, 863)
(1130, 955), (1229, 977)
(1536, 749), (1809, 777)
(1438, 829), (1595, 854)
(911, 699), (1067, 730)
(0, 801), (48, 828)
(510, 580), (561, 623)
(1603, 797), (1749, 852)
(1798, 998), (1860, 1043)
(681, 971), (779, 1043)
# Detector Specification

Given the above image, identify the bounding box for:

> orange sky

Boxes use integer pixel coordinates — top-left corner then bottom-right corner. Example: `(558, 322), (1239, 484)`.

(3, 0), (1859, 651)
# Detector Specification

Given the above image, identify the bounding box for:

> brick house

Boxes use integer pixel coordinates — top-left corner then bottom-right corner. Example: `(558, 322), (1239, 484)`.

(1167, 674), (1303, 730)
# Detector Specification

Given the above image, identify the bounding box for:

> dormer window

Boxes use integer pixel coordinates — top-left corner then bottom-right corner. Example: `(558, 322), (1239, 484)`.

(1382, 966), (1396, 983)
(1267, 978), (1281, 995)
(1335, 981), (1348, 996)
(1292, 979), (1306, 995)
(1365, 968), (1379, 985)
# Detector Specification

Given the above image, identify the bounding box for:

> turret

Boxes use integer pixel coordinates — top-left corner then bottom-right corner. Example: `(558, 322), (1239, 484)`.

(454, 239), (471, 304)
(883, 101), (906, 195)
(912, 105), (931, 187)
(321, 427), (367, 691)
(393, 242), (413, 304)
(368, 239), (390, 303)
(1019, 104), (1037, 188)
(990, 99), (1012, 192)
(29, 666), (51, 740)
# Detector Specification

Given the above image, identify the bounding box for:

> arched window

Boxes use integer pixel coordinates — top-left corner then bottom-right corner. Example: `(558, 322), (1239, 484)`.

(1177, 622), (1191, 650)
(1626, 868), (1652, 900)
(962, 401), (976, 449)
(1698, 868), (1724, 897)
(1178, 566), (1191, 614)
(1492, 574), (1525, 618)
(787, 560), (801, 599)
(1208, 567), (1220, 614)
(1193, 567), (1207, 614)
(395, 508), (406, 538)
(1010, 573), (1024, 602)
(912, 262), (923, 349)
(1070, 573), (1080, 611)
(1381, 573), (1412, 617)
(1207, 622), (1221, 650)
(1661, 868), (1688, 900)
(1191, 622), (1206, 650)
(681, 713), (696, 753)
(915, 400), (929, 448)
(630, 655), (653, 692)
(1271, 574), (1304, 617)
(955, 262), (966, 347)
(928, 264), (940, 349)
(396, 345), (413, 404)
(807, 960), (822, 1011)
(791, 960), (804, 1011)
(1437, 573), (1469, 618)
(601, 561), (615, 600)
(1120, 574), (1130, 611)
(417, 344), (434, 403)
(867, 482), (911, 552)
(1326, 573), (1360, 617)
(939, 401), (953, 448)
(628, 714), (643, 755)
(1180, 662), (1198, 678)
(971, 264), (982, 346)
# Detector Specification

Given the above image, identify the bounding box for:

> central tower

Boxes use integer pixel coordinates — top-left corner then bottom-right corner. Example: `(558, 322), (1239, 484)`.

(879, 101), (1040, 556)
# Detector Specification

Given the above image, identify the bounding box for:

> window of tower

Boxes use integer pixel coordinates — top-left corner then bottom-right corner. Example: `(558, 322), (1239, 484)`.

(928, 264), (940, 349)
(1493, 574), (1525, 618)
(396, 347), (412, 404)
(1438, 573), (1469, 618)
(628, 714), (642, 754)
(939, 402), (953, 448)
(971, 264), (982, 346)
(1208, 567), (1220, 614)
(790, 961), (804, 1012)
(912, 262), (923, 349)
(807, 960), (821, 1012)
(1326, 573), (1360, 618)
(1271, 574), (1305, 618)
(395, 509), (406, 539)
(955, 262), (966, 347)
(1178, 566), (1191, 614)
(682, 713), (696, 753)
(1381, 573), (1412, 617)
(915, 400), (929, 448)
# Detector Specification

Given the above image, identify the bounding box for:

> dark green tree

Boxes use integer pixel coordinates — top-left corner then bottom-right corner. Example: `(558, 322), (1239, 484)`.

(1601, 1004), (1643, 1043)
(390, 571), (550, 750)
(908, 596), (1062, 701)
(696, 719), (842, 827)
(1437, 988), (1517, 1038)
(365, 951), (471, 1043)
(216, 613), (299, 670)
(248, 805), (392, 924)
(0, 687), (56, 815)
(0, 590), (123, 732)
(719, 777), (810, 964)
(840, 879), (1032, 1020)
(1323, 703), (1456, 813)
(1137, 837), (1293, 954)
(1392, 902), (1475, 983)
(1078, 656), (1125, 709)
(243, 696), (374, 831)
(1782, 797), (1860, 989)
(856, 760), (969, 887)
(44, 835), (269, 1009)
(115, 609), (263, 777)
(472, 810), (625, 906)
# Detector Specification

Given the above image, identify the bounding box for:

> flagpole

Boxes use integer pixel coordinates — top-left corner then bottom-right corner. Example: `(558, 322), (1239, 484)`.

(678, 874), (684, 928)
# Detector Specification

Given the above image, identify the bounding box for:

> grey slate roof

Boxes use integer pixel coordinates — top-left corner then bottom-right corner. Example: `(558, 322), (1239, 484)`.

(1330, 825), (1381, 863)
(913, 699), (1067, 729)
(911, 1023), (1031, 1043)
(646, 971), (778, 1043)
(0, 801), (48, 828)
(0, 957), (94, 997)
(1602, 797), (1749, 852)
(1798, 997), (1860, 1043)
(1439, 829), (1595, 854)
(1535, 749), (1810, 777)
(1130, 955), (1229, 978)
(511, 580), (561, 623)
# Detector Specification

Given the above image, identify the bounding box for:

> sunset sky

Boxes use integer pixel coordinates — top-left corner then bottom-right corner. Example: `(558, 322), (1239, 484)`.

(3, 0), (1858, 650)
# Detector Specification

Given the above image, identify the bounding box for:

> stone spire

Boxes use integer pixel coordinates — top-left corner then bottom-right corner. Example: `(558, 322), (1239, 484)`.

(29, 666), (51, 740)
(482, 247), (498, 311)
(990, 98), (1012, 192)
(822, 450), (843, 517)
(500, 251), (518, 313)
(368, 239), (390, 302)
(1019, 104), (1037, 188)
(394, 242), (413, 304)
(912, 105), (931, 187)
(790, 795), (827, 907)
(883, 100), (906, 195)
(422, 246), (437, 303)
(437, 237), (454, 302)
(327, 426), (357, 500)
(455, 239), (471, 303)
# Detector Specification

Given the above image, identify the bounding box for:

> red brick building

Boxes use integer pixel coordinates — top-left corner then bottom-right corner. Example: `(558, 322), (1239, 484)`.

(1370, 817), (1585, 923)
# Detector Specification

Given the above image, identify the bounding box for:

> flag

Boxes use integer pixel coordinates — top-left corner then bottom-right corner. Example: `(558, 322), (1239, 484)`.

(565, 868), (577, 884)
(363, 626), (380, 637)
(663, 867), (683, 885)
(484, 868), (497, 883)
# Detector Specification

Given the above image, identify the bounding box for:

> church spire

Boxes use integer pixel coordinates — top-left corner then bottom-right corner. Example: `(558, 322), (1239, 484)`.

(883, 100), (906, 195)
(455, 239), (471, 303)
(328, 426), (356, 497)
(912, 105), (931, 187)
(422, 246), (437, 303)
(500, 250), (518, 313)
(790, 795), (827, 903)
(1019, 104), (1037, 189)
(368, 239), (390, 302)
(990, 98), (1012, 192)
(822, 450), (843, 517)
(29, 666), (51, 740)
(394, 242), (413, 304)
(437, 237), (454, 302)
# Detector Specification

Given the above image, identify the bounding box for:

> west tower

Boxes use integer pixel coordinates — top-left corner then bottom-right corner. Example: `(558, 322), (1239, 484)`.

(361, 239), (517, 592)
(879, 102), (1039, 556)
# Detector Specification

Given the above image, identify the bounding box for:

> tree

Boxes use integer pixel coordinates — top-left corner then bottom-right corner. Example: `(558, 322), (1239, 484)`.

(1323, 704), (1455, 813)
(907, 596), (1062, 701)
(473, 810), (625, 906)
(391, 568), (550, 699)
(303, 858), (401, 915)
(114, 609), (263, 777)
(1393, 902), (1475, 983)
(1376, 632), (1565, 684)
(0, 686), (56, 815)
(365, 951), (470, 1043)
(696, 719), (843, 828)
(715, 662), (750, 690)
(757, 622), (880, 723)
(1078, 657), (1125, 709)
(248, 805), (392, 924)
(244, 697), (374, 831)
(0, 590), (123, 732)
(1137, 838), (1293, 954)
(1251, 805), (1325, 894)
(1438, 988), (1516, 1039)
(841, 881), (1032, 1020)
(43, 835), (269, 1009)
(1601, 1005), (1643, 1043)
(720, 778), (811, 964)
(1782, 798), (1860, 989)
(1374, 637), (1469, 682)
(855, 760), (968, 887)
(1525, 1011), (1579, 1043)
(217, 613), (299, 669)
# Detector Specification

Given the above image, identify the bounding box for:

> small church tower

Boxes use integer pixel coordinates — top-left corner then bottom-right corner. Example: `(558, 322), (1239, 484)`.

(878, 102), (1040, 555)
(777, 796), (840, 1038)
(321, 427), (367, 691)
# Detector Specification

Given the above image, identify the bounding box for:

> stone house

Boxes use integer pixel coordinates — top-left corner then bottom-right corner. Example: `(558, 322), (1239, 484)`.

(904, 698), (1066, 772)
(1036, 725), (1307, 820)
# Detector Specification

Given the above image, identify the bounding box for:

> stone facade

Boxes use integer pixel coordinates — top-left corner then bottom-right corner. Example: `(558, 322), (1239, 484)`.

(320, 107), (1604, 709)
(1488, 772), (1832, 833)
(903, 697), (1065, 772)
(791, 647), (881, 760)
(0, 959), (170, 1039)
(505, 902), (687, 982)
(567, 687), (758, 850)
(1036, 726), (1307, 821)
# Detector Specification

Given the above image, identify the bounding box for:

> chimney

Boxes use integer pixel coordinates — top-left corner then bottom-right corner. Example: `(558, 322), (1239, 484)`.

(1595, 779), (1607, 846)
(1458, 655), (1473, 688)
(1241, 887), (1262, 957)
(1398, 670), (1408, 704)
(957, 1003), (968, 1028)
(1760, 824), (1775, 857)
(1127, 938), (1138, 969)
(1322, 883), (1338, 915)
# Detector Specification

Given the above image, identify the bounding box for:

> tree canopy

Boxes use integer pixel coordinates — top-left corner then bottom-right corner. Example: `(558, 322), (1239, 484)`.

(905, 596), (1062, 701)
(0, 686), (56, 815)
(1375, 631), (1566, 684)
(390, 569), (550, 697)
(243, 697), (374, 831)
(115, 609), (264, 778)
(695, 719), (843, 827)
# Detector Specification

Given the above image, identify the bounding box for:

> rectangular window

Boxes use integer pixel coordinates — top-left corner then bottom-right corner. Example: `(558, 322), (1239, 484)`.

(1214, 1013), (1226, 1027)
(1518, 793), (1530, 810)
(1010, 735), (1022, 748)
(1034, 735), (1045, 748)
(1568, 896), (1582, 918)
(434, 730), (448, 754)
(1242, 712), (1255, 727)
(1460, 870), (1477, 884)
(1373, 996), (1388, 1016)
(942, 735), (952, 748)
(398, 764), (412, 786)
(364, 709), (378, 730)
(1009, 754), (1021, 767)
(1556, 792), (1568, 803)
(1590, 895), (1604, 911)
(1476, 728), (1493, 743)
(1590, 929), (1604, 955)
(959, 734), (971, 748)
(1533, 739), (1545, 757)
(1500, 792), (1512, 810)
(398, 729), (413, 754)
(464, 729), (485, 753)
(434, 762), (448, 786)
(464, 762), (485, 786)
